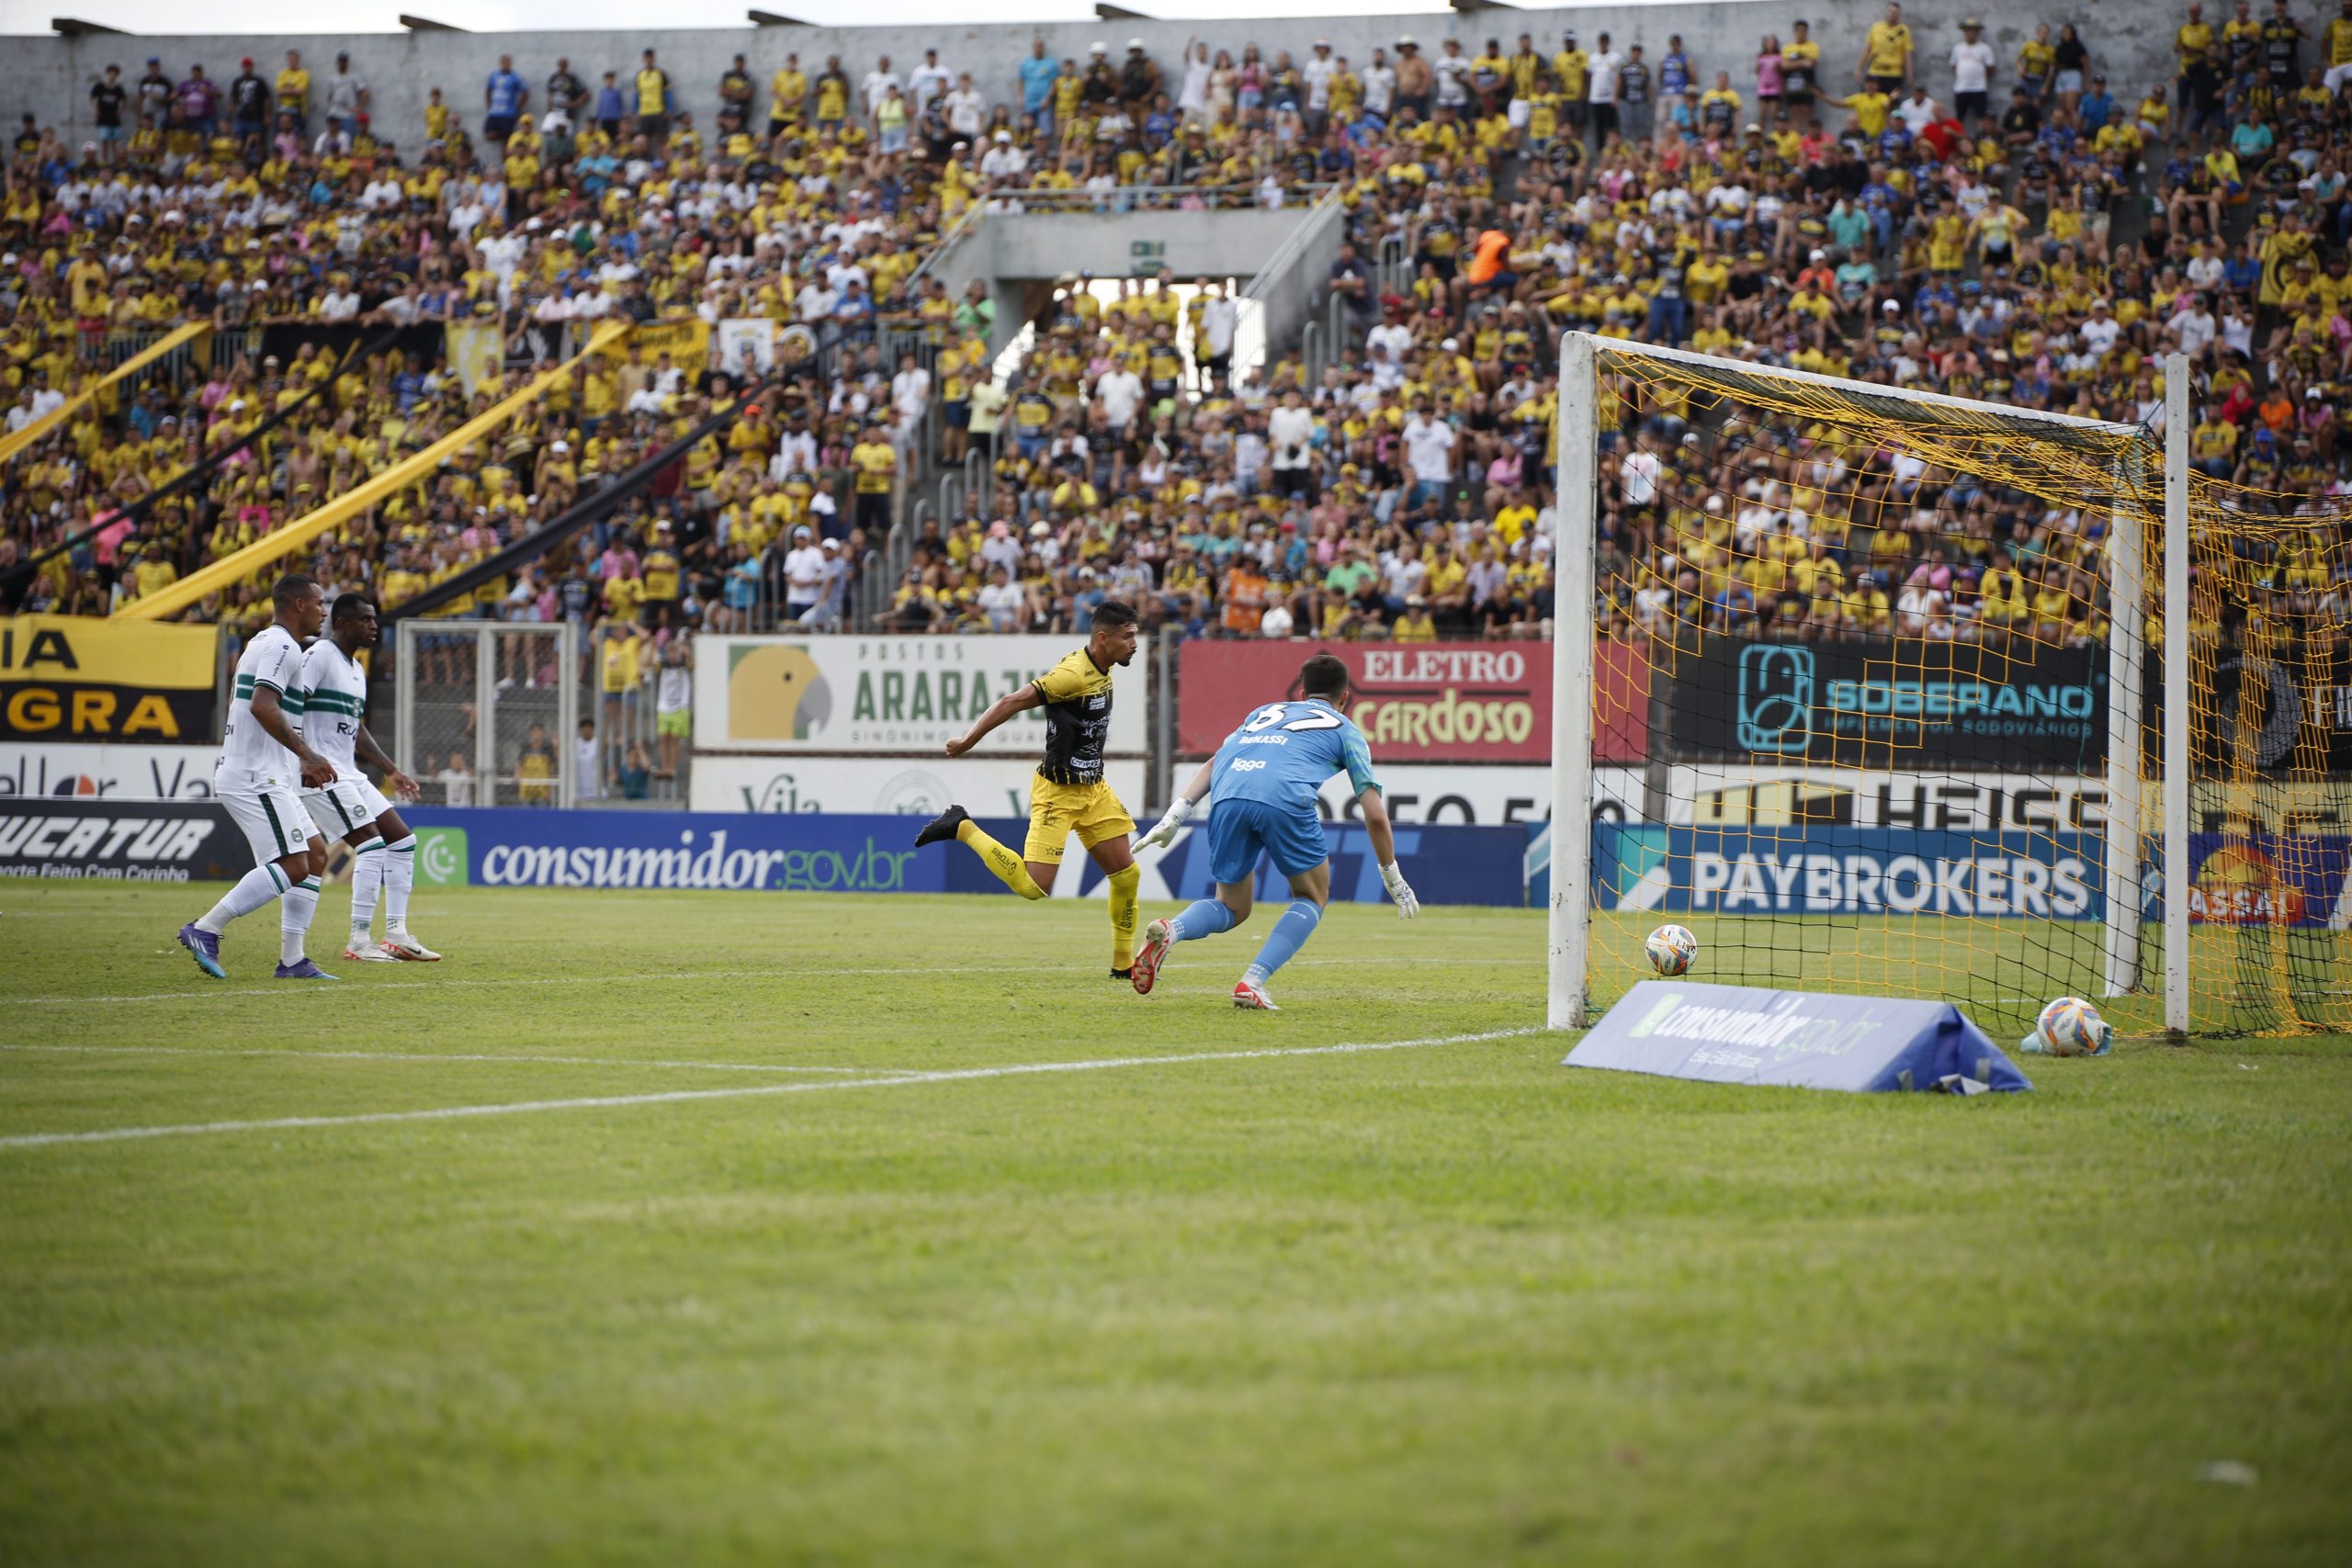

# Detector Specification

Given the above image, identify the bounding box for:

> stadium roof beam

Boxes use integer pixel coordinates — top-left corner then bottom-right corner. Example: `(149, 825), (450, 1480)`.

(1095, 4), (1153, 19)
(51, 17), (129, 34)
(399, 13), (467, 29)
(748, 9), (811, 23)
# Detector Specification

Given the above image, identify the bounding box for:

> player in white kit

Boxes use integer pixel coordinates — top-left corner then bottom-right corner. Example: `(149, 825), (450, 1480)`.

(176, 574), (338, 979)
(299, 592), (439, 963)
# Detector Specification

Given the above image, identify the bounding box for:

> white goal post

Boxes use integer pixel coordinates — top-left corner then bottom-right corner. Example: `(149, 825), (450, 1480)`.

(1545, 333), (2191, 1035)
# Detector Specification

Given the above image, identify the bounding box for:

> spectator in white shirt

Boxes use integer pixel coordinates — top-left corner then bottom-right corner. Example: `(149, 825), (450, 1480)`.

(1095, 363), (1145, 434)
(1403, 407), (1456, 510)
(783, 526), (826, 617)
(1267, 390), (1317, 499)
(979, 130), (1028, 180)
(908, 51), (954, 108)
(944, 74), (985, 139)
(860, 56), (902, 118)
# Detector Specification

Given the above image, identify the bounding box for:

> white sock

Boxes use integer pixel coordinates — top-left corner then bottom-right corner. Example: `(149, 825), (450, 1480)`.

(199, 864), (288, 934)
(384, 834), (417, 931)
(281, 876), (320, 965)
(349, 840), (386, 936)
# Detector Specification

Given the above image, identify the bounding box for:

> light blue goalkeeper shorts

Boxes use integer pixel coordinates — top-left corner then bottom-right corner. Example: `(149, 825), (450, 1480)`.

(1206, 798), (1329, 886)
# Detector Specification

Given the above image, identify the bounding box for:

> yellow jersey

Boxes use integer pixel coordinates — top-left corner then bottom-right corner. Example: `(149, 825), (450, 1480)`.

(1032, 647), (1116, 786)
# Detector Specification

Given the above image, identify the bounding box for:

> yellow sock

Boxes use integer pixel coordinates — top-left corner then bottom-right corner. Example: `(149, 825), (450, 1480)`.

(957, 818), (1046, 899)
(1108, 863), (1140, 970)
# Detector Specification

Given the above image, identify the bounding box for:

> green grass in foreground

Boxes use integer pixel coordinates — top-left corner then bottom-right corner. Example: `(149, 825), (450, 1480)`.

(0, 881), (2348, 1567)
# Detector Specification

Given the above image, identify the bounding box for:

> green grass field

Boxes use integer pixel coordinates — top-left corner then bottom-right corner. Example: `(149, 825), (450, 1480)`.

(4, 881), (2350, 1566)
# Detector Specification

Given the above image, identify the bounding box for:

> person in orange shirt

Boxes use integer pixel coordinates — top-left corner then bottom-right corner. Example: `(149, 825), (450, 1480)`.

(1464, 228), (1519, 293)
(1222, 558), (1269, 635)
(2256, 384), (2297, 434)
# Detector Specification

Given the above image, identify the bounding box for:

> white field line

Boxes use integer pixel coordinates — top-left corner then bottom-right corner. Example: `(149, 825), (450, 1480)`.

(0, 1027), (1545, 1151)
(0, 1044), (878, 1075)
(9, 954), (1544, 1007)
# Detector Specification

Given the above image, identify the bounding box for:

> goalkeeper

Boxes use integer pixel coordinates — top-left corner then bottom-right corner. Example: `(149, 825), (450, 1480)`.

(1129, 654), (1417, 1010)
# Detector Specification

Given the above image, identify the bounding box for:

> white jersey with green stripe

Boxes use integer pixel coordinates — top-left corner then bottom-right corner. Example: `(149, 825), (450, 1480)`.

(297, 638), (368, 781)
(219, 625), (306, 779)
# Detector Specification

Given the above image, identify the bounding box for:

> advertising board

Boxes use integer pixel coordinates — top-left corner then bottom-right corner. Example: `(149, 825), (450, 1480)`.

(1566, 980), (2031, 1093)
(693, 635), (1149, 756)
(0, 742), (221, 798)
(0, 798), (247, 882)
(1667, 767), (2111, 832)
(1311, 764), (1643, 826)
(688, 757), (1148, 817)
(1594, 826), (2111, 920)
(1668, 637), (2104, 769)
(401, 807), (1527, 906)
(0, 615), (220, 742)
(1177, 641), (1648, 762)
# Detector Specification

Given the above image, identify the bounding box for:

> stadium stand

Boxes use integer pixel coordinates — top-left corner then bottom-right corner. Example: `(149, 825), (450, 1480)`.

(3, 1), (2349, 678)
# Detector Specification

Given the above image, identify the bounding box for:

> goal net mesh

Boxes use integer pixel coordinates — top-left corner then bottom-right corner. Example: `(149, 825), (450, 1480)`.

(1578, 341), (2352, 1040)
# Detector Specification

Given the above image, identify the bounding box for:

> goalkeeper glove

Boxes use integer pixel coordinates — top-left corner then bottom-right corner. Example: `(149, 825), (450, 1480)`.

(1381, 861), (1420, 919)
(1134, 796), (1196, 850)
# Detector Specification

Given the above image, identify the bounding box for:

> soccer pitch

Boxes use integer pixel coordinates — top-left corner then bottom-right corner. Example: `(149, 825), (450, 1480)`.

(4, 884), (2350, 1566)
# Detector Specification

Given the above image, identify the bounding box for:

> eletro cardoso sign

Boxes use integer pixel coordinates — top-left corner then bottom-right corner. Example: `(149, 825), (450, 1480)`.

(1177, 641), (1649, 762)
(0, 615), (220, 741)
(1670, 637), (2104, 768)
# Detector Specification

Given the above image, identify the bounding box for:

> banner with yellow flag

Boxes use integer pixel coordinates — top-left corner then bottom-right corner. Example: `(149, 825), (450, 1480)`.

(629, 320), (710, 383)
(445, 321), (506, 395)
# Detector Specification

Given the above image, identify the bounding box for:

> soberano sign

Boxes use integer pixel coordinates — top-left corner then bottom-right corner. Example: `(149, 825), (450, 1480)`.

(1565, 980), (2031, 1093)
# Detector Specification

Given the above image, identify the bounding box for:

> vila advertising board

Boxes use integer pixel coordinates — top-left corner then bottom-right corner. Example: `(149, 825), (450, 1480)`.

(0, 742), (221, 798)
(693, 635), (1149, 756)
(0, 615), (220, 742)
(401, 807), (1526, 906)
(689, 757), (1148, 817)
(1176, 641), (1647, 762)
(1669, 637), (2104, 769)
(0, 798), (248, 882)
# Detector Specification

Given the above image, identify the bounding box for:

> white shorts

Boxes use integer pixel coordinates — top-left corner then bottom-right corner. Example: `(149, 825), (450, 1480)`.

(218, 773), (321, 864)
(303, 775), (394, 840)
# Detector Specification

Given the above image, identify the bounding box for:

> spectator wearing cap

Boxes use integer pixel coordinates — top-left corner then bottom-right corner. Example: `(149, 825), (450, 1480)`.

(1393, 35), (1432, 121)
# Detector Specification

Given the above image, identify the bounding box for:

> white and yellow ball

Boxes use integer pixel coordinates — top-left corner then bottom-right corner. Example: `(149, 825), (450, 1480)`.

(1645, 924), (1699, 976)
(2036, 997), (2112, 1057)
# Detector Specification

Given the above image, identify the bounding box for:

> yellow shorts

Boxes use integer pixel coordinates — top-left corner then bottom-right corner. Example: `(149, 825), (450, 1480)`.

(1024, 774), (1135, 864)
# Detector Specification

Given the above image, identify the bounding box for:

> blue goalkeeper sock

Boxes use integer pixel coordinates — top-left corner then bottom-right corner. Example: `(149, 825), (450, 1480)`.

(1242, 899), (1322, 985)
(1167, 897), (1238, 942)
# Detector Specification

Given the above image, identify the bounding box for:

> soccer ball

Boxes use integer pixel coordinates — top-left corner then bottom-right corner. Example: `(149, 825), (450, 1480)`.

(1645, 924), (1699, 976)
(2036, 997), (2113, 1057)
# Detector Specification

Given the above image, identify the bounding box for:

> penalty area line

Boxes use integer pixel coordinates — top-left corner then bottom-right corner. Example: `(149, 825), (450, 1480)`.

(0, 1027), (1544, 1151)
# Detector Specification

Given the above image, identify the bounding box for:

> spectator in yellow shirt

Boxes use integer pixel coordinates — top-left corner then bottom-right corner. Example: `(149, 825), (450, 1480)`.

(851, 426), (897, 535)
(1859, 3), (1915, 92)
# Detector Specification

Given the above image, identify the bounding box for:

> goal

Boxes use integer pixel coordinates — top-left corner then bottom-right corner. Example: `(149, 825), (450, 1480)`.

(1549, 334), (2352, 1040)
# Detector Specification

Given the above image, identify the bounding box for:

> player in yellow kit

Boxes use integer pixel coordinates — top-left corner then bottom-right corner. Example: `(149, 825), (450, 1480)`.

(913, 600), (1145, 977)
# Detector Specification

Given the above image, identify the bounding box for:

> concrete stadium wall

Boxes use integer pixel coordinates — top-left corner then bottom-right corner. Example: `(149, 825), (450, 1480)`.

(5, 3), (2184, 153)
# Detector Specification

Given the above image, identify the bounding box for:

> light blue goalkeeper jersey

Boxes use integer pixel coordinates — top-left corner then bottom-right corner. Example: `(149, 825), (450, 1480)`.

(1208, 698), (1382, 811)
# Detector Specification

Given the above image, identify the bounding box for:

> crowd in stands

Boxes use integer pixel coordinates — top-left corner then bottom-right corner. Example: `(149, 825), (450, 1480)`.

(2, 1), (2351, 670)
